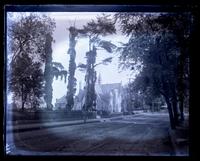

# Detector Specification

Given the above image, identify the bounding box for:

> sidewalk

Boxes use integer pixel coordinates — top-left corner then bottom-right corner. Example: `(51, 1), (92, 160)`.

(6, 118), (101, 133)
(168, 117), (189, 156)
(6, 113), (129, 133)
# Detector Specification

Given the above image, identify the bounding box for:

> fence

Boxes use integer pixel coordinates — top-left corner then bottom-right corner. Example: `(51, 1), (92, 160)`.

(11, 110), (96, 122)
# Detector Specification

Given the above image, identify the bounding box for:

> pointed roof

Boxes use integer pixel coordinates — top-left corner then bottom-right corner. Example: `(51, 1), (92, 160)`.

(55, 95), (66, 104)
(95, 83), (122, 95)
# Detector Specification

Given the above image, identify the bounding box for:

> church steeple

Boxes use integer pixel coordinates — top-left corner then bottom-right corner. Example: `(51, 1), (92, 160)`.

(97, 73), (102, 84)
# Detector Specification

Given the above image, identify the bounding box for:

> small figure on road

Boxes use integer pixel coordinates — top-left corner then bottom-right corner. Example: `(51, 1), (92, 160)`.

(82, 104), (87, 123)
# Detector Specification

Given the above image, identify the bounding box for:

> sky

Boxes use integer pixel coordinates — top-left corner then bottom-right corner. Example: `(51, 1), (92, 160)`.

(7, 12), (138, 105)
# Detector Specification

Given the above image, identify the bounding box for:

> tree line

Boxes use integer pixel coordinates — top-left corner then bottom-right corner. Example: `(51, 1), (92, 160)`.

(115, 12), (193, 129)
(7, 13), (67, 111)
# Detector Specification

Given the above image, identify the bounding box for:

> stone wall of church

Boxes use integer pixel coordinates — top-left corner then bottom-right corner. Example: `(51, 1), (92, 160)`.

(109, 89), (122, 113)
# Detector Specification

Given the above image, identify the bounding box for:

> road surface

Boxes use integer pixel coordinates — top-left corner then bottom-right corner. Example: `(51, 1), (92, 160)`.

(6, 112), (175, 156)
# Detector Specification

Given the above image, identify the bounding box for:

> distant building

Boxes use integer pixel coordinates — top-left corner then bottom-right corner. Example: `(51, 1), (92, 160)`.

(54, 96), (66, 109)
(95, 83), (122, 113)
(73, 88), (85, 111)
(55, 81), (123, 113)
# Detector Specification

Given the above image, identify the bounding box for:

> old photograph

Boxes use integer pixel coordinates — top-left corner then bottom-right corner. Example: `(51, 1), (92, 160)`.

(5, 6), (191, 156)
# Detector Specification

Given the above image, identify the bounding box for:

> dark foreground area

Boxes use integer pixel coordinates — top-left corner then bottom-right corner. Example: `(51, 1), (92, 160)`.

(6, 113), (188, 156)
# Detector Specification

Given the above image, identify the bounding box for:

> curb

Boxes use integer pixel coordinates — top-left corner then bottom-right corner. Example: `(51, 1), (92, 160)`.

(7, 120), (100, 133)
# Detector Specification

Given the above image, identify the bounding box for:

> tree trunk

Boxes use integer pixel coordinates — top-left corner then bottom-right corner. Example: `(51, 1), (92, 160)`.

(179, 95), (184, 121)
(177, 39), (188, 122)
(169, 81), (179, 127)
(165, 96), (176, 129)
(21, 84), (25, 111)
(161, 77), (176, 129)
(172, 97), (179, 126)
(44, 33), (53, 110)
(84, 47), (97, 112)
(21, 97), (25, 111)
(44, 67), (53, 110)
(160, 87), (176, 129)
(66, 27), (78, 111)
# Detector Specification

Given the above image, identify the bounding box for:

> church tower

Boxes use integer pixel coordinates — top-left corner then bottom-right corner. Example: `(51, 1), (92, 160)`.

(97, 73), (102, 85)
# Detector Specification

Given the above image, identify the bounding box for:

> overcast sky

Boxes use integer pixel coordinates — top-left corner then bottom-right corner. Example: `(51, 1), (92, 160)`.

(7, 12), (138, 105)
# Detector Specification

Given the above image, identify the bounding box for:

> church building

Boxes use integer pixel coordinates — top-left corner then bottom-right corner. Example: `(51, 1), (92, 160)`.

(55, 74), (123, 113)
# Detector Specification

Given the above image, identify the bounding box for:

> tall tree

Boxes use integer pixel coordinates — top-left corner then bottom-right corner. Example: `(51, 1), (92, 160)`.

(44, 33), (54, 110)
(26, 62), (44, 110)
(7, 13), (55, 109)
(8, 52), (43, 110)
(66, 27), (78, 111)
(115, 13), (192, 129)
(65, 15), (116, 113)
(8, 13), (67, 109)
(44, 33), (68, 110)
(77, 14), (116, 115)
